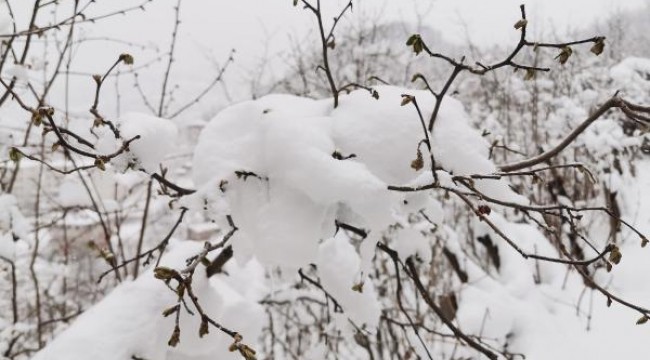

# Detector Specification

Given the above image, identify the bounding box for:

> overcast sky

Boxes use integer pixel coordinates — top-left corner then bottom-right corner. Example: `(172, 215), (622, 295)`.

(5, 0), (648, 115)
(152, 0), (647, 63)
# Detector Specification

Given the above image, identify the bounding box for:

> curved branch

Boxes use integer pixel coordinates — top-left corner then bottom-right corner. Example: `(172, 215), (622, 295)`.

(499, 97), (618, 172)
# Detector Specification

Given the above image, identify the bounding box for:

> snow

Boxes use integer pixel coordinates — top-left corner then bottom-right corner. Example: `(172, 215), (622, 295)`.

(33, 241), (265, 360)
(190, 86), (523, 273)
(0, 232), (15, 261)
(0, 194), (28, 261)
(11, 49), (650, 360)
(3, 65), (30, 82)
(0, 11), (10, 34)
(224, 179), (335, 268)
(317, 233), (381, 329)
(331, 88), (428, 185)
(192, 94), (331, 185)
(447, 205), (650, 359)
(96, 112), (178, 173)
(393, 227), (432, 263)
(57, 179), (93, 208)
(610, 57), (650, 85)
(610, 57), (650, 104)
(33, 271), (181, 360)
(180, 86), (587, 355)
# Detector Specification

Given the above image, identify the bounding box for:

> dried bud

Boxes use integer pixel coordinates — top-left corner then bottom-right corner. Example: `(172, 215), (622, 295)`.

(514, 19), (528, 30)
(119, 53), (134, 65)
(162, 305), (180, 317)
(555, 46), (573, 65)
(327, 39), (335, 49)
(411, 73), (424, 83)
(31, 111), (43, 126)
(401, 94), (414, 106)
(199, 317), (210, 337)
(641, 236), (648, 248)
(351, 282), (364, 293)
(354, 331), (370, 348)
(410, 148), (424, 171)
(406, 34), (424, 55)
(51, 142), (61, 152)
(38, 106), (55, 117)
(154, 266), (177, 280)
(94, 158), (106, 171)
(92, 74), (102, 84)
(371, 89), (379, 100)
(100, 249), (115, 266)
(9, 147), (22, 163)
(606, 296), (612, 307)
(590, 38), (605, 56)
(524, 68), (536, 81)
(238, 344), (257, 360)
(293, 0), (298, 6)
(168, 325), (181, 347)
(477, 205), (491, 216)
(636, 316), (649, 325)
(219, 180), (228, 193)
(608, 245), (622, 265)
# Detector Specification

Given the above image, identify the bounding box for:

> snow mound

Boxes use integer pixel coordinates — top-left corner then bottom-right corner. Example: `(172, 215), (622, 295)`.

(610, 57), (650, 102)
(190, 86), (522, 269)
(96, 112), (178, 173)
(185, 86), (525, 333)
(32, 241), (264, 360)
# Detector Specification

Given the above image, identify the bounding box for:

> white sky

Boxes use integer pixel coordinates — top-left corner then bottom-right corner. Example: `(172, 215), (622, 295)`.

(161, 0), (647, 62)
(4, 0), (648, 113)
(80, 0), (646, 74)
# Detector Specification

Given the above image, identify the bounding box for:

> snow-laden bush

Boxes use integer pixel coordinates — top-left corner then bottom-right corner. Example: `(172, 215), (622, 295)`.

(32, 79), (650, 359)
(33, 86), (525, 359)
(189, 87), (516, 268)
